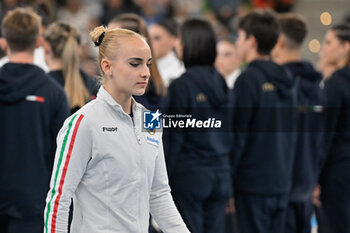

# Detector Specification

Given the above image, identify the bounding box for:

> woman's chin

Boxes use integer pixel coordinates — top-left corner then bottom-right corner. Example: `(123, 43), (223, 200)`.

(133, 90), (146, 96)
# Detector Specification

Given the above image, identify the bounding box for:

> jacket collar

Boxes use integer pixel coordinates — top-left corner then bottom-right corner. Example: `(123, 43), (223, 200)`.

(97, 86), (143, 116)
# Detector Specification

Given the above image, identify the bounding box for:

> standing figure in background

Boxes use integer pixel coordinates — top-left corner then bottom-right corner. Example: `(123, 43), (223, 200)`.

(0, 8), (69, 233)
(149, 18), (185, 87)
(108, 13), (166, 111)
(215, 37), (242, 89)
(43, 21), (99, 113)
(165, 18), (233, 233)
(215, 36), (242, 233)
(272, 13), (325, 233)
(317, 23), (350, 233)
(232, 9), (298, 233)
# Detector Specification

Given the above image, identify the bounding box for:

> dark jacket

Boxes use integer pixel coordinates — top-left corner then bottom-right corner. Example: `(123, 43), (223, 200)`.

(233, 59), (298, 195)
(0, 63), (70, 218)
(320, 66), (350, 194)
(283, 61), (325, 201)
(48, 70), (99, 113)
(164, 66), (233, 178)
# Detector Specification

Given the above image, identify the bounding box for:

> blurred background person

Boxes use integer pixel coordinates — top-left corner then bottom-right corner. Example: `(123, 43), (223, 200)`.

(43, 21), (99, 113)
(317, 23), (350, 81)
(272, 13), (325, 233)
(232, 10), (298, 233)
(317, 23), (350, 233)
(100, 0), (140, 25)
(149, 17), (185, 87)
(215, 36), (242, 233)
(56, 0), (101, 78)
(165, 18), (233, 233)
(215, 37), (242, 89)
(108, 13), (166, 111)
(56, 0), (92, 46)
(0, 7), (69, 232)
(0, 1), (51, 72)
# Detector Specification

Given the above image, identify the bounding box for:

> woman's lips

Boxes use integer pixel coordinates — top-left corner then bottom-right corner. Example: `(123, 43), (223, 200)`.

(137, 82), (148, 87)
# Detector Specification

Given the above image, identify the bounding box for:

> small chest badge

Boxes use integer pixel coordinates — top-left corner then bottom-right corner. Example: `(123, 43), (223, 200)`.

(145, 135), (159, 147)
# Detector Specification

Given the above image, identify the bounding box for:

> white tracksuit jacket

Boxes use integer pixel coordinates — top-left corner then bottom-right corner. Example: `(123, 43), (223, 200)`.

(44, 87), (190, 233)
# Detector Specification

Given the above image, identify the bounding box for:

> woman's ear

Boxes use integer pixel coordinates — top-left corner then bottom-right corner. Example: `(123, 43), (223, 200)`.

(101, 58), (112, 77)
(247, 34), (257, 50)
(277, 35), (286, 49)
(43, 40), (51, 55)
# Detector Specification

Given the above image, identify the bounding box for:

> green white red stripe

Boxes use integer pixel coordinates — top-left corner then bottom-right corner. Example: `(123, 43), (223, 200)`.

(44, 114), (84, 233)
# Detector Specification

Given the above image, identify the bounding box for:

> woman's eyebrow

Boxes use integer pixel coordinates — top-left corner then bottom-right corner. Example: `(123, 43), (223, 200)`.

(128, 57), (143, 61)
(128, 57), (153, 62)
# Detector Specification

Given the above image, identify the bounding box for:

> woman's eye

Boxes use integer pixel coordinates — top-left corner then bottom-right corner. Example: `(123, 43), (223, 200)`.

(147, 63), (151, 68)
(130, 63), (139, 67)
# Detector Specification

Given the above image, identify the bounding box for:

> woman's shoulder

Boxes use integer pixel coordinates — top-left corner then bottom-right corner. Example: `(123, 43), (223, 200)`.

(331, 66), (350, 80)
(168, 71), (192, 90)
(326, 66), (350, 87)
(72, 97), (103, 121)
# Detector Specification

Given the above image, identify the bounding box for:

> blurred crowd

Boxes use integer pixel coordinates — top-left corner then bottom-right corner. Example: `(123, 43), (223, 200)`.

(0, 0), (301, 77)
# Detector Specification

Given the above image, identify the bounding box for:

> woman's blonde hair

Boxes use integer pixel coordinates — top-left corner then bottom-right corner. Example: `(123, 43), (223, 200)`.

(44, 22), (89, 109)
(89, 26), (145, 83)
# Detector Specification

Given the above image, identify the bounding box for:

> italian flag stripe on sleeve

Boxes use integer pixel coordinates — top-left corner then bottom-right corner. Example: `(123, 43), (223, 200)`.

(26, 95), (45, 103)
(44, 114), (84, 233)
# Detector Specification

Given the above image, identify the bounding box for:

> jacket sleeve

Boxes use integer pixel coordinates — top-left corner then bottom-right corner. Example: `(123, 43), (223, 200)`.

(44, 113), (92, 233)
(150, 135), (191, 233)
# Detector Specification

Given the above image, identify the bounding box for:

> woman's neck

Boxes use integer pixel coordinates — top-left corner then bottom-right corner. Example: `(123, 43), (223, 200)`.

(335, 59), (348, 70)
(48, 58), (63, 71)
(104, 84), (132, 114)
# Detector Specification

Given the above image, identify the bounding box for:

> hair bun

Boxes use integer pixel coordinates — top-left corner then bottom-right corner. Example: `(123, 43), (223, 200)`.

(90, 26), (106, 46)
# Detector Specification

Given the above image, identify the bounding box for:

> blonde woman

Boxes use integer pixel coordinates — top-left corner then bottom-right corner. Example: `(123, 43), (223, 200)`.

(43, 21), (99, 113)
(43, 26), (190, 233)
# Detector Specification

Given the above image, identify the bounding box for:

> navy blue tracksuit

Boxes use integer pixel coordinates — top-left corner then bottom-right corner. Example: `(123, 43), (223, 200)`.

(318, 66), (350, 233)
(283, 62), (325, 233)
(164, 66), (233, 233)
(0, 63), (70, 233)
(232, 60), (298, 233)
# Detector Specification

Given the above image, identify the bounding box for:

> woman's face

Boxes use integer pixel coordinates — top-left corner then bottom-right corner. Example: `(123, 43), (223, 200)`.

(104, 37), (152, 97)
(320, 30), (348, 67)
(215, 41), (241, 77)
(149, 24), (176, 59)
